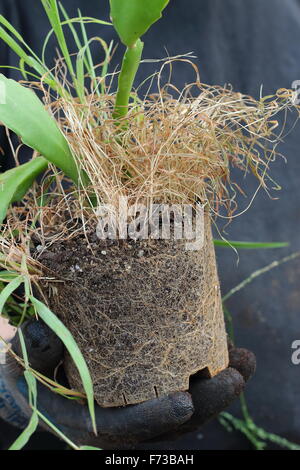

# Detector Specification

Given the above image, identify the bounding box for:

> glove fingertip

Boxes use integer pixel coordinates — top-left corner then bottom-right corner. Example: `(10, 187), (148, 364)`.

(229, 348), (256, 382)
(168, 391), (194, 425)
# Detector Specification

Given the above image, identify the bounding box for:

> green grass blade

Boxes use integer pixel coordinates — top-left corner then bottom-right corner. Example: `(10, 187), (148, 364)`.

(80, 446), (102, 450)
(58, 4), (84, 63)
(78, 10), (97, 83)
(63, 17), (111, 26)
(214, 240), (289, 249)
(0, 74), (80, 183)
(0, 276), (23, 313)
(0, 15), (25, 43)
(75, 49), (85, 103)
(0, 26), (31, 63)
(99, 39), (114, 94)
(8, 409), (39, 450)
(0, 158), (48, 223)
(41, 16), (111, 65)
(0, 65), (48, 82)
(18, 329), (30, 369)
(10, 332), (82, 450)
(26, 56), (50, 78)
(0, 15), (42, 63)
(74, 36), (111, 98)
(35, 409), (79, 450)
(59, 6), (108, 96)
(0, 271), (19, 281)
(19, 58), (28, 80)
(67, 37), (98, 103)
(0, 26), (53, 84)
(30, 296), (97, 434)
(9, 331), (39, 450)
(41, 0), (75, 79)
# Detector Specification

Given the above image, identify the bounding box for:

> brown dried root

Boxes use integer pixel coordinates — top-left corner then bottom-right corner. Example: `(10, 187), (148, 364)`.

(1, 60), (297, 253)
(47, 77), (295, 219)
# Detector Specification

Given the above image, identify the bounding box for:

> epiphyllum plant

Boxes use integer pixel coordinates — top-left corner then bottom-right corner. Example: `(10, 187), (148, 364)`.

(0, 0), (294, 430)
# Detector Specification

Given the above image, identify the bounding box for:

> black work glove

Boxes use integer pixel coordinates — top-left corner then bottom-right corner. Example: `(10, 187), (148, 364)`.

(0, 321), (256, 449)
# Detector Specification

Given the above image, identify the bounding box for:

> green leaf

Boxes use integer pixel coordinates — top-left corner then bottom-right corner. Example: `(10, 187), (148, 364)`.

(0, 158), (48, 223)
(0, 74), (80, 183)
(79, 446), (102, 450)
(18, 329), (31, 370)
(0, 26), (29, 62)
(0, 275), (23, 314)
(41, 0), (75, 79)
(8, 408), (39, 450)
(0, 14), (42, 63)
(214, 240), (289, 250)
(0, 20), (54, 86)
(110, 0), (170, 47)
(30, 296), (97, 435)
(0, 271), (19, 281)
(9, 331), (39, 451)
(41, 15), (112, 65)
(75, 48), (85, 103)
(35, 409), (79, 450)
(78, 10), (97, 84)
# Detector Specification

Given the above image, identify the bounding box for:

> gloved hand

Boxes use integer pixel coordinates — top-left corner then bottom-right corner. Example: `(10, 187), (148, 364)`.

(0, 321), (256, 449)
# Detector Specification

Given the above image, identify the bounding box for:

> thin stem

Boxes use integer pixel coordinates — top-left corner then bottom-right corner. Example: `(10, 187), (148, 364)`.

(36, 410), (79, 450)
(222, 251), (300, 302)
(240, 393), (252, 425)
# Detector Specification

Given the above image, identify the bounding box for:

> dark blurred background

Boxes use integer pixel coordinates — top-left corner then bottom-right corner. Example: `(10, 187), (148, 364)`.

(0, 0), (300, 450)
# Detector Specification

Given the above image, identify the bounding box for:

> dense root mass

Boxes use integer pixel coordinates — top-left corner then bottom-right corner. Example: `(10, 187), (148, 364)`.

(50, 82), (293, 218)
(0, 72), (295, 406)
(36, 217), (228, 407)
